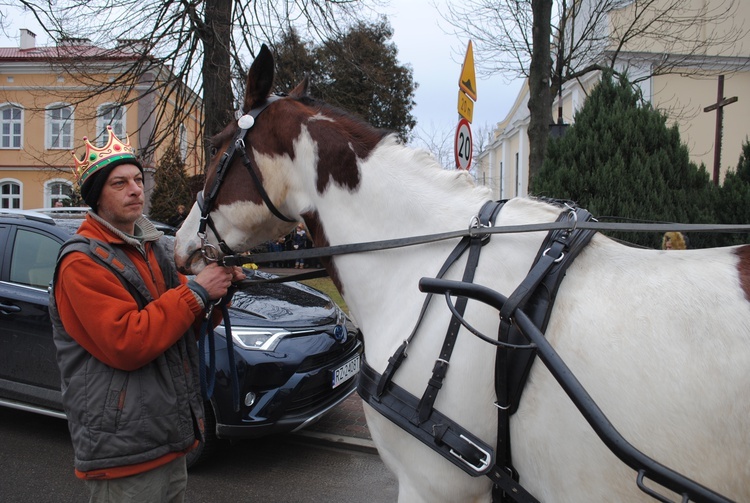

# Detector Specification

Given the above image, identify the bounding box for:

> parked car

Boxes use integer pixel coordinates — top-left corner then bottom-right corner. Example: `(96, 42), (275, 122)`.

(0, 210), (362, 467)
(31, 207), (178, 235)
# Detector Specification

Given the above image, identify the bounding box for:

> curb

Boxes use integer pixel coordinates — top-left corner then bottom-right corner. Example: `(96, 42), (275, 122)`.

(293, 430), (379, 455)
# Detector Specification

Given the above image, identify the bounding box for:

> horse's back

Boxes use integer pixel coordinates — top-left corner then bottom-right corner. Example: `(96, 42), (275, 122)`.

(511, 236), (750, 501)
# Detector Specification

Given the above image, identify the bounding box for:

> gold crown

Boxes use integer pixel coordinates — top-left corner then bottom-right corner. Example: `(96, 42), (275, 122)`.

(72, 126), (139, 186)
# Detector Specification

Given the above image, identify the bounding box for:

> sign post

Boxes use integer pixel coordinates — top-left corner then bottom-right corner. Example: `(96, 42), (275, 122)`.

(456, 41), (477, 169)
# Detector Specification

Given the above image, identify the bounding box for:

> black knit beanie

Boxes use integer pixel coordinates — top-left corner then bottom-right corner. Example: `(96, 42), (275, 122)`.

(80, 158), (143, 211)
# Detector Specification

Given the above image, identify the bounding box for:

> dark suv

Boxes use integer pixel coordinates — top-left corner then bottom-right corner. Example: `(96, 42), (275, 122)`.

(0, 210), (362, 467)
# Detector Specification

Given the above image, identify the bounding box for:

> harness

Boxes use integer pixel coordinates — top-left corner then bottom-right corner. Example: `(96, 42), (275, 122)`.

(357, 201), (596, 503)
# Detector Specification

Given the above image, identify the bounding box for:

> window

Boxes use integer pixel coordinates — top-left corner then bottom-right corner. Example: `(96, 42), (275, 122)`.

(96, 104), (125, 146)
(1, 179), (21, 209)
(179, 123), (188, 161)
(46, 180), (74, 208)
(10, 228), (61, 289)
(46, 104), (74, 149)
(0, 105), (22, 149)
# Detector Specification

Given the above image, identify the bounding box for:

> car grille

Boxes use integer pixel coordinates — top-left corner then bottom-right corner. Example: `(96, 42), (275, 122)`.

(296, 332), (358, 373)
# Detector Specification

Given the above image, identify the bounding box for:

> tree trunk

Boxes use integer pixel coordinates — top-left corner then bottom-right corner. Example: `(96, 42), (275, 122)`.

(201, 0), (235, 171)
(527, 0), (553, 188)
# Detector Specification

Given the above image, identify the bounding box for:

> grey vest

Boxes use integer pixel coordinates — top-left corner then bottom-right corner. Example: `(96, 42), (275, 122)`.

(50, 236), (205, 473)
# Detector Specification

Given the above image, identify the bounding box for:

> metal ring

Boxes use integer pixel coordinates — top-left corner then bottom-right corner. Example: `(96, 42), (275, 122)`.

(201, 243), (221, 263)
(568, 208), (578, 231)
(543, 247), (565, 263)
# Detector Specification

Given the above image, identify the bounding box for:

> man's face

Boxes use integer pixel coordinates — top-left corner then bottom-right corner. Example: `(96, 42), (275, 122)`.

(96, 163), (144, 233)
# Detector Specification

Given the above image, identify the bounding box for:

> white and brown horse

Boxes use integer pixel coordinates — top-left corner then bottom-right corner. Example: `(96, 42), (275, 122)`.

(174, 46), (750, 502)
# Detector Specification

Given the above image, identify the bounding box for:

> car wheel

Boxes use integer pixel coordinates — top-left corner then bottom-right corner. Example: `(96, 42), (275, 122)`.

(186, 401), (223, 469)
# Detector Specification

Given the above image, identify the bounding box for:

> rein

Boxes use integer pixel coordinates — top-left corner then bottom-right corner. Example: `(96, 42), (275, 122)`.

(220, 219), (750, 269)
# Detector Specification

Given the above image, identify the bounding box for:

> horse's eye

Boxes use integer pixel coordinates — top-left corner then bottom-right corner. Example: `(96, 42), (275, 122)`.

(209, 146), (218, 157)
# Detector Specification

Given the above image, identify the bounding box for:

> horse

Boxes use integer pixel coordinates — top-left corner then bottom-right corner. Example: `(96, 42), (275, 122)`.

(174, 45), (750, 502)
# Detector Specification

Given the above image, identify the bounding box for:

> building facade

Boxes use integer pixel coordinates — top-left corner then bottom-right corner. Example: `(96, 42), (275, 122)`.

(476, 0), (750, 200)
(0, 29), (203, 212)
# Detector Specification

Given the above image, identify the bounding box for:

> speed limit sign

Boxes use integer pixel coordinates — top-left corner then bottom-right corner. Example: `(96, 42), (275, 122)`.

(454, 118), (472, 170)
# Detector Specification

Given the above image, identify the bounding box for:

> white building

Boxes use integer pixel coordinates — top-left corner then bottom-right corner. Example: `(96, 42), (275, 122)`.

(476, 0), (750, 200)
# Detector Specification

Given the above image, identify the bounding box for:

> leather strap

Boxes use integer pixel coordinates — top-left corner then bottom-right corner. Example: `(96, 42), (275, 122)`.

(359, 360), (539, 502)
(415, 230), (485, 424)
(376, 201), (506, 399)
(413, 201), (502, 424)
(377, 236), (472, 397)
(493, 206), (597, 502)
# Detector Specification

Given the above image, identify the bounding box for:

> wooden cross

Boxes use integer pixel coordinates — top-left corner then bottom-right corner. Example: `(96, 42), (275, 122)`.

(703, 75), (738, 185)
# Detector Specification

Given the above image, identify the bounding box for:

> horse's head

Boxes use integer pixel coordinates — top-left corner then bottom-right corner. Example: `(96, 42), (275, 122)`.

(174, 45), (304, 273)
(174, 43), (389, 274)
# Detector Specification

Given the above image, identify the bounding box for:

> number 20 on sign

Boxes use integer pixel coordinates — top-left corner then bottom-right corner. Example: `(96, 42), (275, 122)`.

(454, 118), (473, 170)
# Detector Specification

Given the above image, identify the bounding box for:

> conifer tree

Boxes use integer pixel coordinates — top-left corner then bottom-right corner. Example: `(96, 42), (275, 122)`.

(148, 144), (192, 225)
(715, 140), (750, 246)
(531, 71), (715, 248)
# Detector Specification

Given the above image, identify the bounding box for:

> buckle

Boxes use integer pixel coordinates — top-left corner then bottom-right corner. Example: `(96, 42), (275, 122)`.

(449, 434), (492, 474)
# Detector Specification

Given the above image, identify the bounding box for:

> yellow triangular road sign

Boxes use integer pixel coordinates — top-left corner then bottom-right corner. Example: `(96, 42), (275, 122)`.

(459, 41), (477, 101)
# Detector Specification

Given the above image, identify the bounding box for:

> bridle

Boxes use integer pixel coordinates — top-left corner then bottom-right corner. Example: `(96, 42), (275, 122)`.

(194, 94), (300, 412)
(196, 94), (296, 265)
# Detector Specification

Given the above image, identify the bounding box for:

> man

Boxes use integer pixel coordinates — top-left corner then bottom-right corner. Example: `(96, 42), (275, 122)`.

(50, 126), (244, 502)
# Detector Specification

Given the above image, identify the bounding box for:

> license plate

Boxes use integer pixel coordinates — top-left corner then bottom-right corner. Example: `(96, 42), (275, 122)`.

(331, 355), (360, 388)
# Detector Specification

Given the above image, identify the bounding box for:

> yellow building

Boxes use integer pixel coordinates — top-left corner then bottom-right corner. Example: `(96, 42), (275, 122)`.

(476, 0), (750, 199)
(0, 29), (203, 211)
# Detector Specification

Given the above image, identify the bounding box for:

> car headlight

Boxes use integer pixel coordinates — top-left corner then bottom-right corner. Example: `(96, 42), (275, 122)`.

(214, 326), (291, 351)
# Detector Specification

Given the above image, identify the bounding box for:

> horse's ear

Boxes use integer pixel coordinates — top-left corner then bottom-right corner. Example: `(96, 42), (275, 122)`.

(244, 44), (274, 112)
(289, 74), (310, 98)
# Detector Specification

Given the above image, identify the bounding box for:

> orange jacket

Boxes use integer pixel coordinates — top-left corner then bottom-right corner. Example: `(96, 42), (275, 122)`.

(55, 215), (207, 371)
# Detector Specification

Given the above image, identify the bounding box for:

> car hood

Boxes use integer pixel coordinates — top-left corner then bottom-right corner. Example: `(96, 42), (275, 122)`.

(226, 270), (340, 327)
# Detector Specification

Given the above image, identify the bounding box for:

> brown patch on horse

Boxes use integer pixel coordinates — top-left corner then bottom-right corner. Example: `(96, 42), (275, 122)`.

(246, 95), (387, 196)
(304, 99), (386, 195)
(735, 245), (750, 302)
(248, 100), (305, 160)
(302, 210), (344, 295)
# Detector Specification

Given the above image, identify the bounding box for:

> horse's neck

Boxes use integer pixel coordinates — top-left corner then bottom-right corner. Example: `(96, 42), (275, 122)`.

(299, 141), (564, 366)
(310, 140), (493, 245)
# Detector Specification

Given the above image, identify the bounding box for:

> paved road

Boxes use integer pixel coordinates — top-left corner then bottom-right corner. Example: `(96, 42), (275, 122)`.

(0, 407), (398, 503)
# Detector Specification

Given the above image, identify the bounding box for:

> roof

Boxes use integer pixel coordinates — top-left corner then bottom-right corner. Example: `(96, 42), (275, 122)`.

(0, 44), (140, 62)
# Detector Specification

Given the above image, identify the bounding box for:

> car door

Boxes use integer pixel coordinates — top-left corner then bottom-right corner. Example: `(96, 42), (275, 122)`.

(0, 222), (65, 411)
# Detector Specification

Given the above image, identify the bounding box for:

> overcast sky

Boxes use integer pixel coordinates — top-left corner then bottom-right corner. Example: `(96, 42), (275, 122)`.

(385, 0), (522, 138)
(0, 1), (523, 143)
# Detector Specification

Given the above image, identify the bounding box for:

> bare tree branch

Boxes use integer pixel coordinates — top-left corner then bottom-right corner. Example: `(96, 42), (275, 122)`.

(2, 0), (375, 174)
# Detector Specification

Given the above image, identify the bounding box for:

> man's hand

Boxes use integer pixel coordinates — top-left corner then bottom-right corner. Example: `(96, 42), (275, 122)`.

(194, 263), (245, 301)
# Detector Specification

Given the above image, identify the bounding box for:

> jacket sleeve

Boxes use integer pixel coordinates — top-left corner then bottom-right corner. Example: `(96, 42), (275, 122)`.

(179, 272), (224, 334)
(55, 252), (206, 371)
